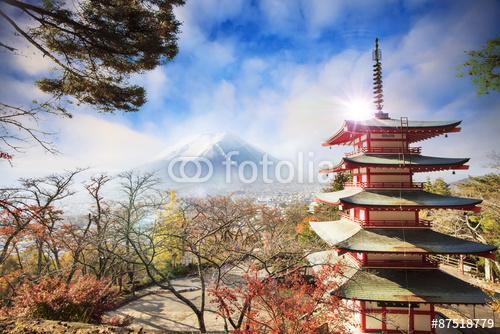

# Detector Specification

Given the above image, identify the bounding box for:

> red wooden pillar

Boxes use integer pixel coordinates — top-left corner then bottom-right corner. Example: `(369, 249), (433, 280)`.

(430, 304), (436, 334)
(381, 306), (387, 333)
(408, 304), (415, 334)
(367, 167), (371, 187)
(360, 301), (367, 332)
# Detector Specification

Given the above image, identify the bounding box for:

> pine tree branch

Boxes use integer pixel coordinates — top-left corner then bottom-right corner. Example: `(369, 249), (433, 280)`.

(0, 8), (85, 78)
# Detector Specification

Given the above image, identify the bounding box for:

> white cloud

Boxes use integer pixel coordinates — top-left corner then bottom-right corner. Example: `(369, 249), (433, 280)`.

(212, 0), (500, 173)
(0, 74), (48, 106)
(2, 113), (164, 184)
(143, 67), (169, 104)
(148, 0), (499, 170)
(2, 0), (499, 186)
(10, 46), (55, 76)
(174, 0), (244, 52)
(0, 7), (55, 77)
(257, 0), (302, 33)
(257, 0), (397, 37)
(300, 0), (345, 34)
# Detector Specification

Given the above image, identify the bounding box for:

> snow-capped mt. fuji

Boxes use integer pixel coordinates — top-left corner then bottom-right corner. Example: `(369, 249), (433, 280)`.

(137, 133), (279, 194)
(154, 132), (271, 165)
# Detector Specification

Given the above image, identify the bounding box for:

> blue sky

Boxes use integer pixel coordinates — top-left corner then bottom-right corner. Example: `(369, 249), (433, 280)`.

(1, 0), (500, 183)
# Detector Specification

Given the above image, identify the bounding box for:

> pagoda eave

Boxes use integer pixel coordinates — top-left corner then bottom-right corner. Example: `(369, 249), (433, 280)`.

(330, 189), (482, 208)
(314, 197), (340, 205)
(408, 164), (469, 172)
(340, 202), (481, 212)
(315, 199), (481, 212)
(320, 154), (470, 175)
(310, 220), (496, 255)
(320, 163), (469, 174)
(307, 251), (492, 305)
(336, 248), (497, 257)
(322, 120), (462, 146)
(316, 189), (482, 211)
(346, 119), (462, 131)
(322, 121), (349, 146)
(331, 268), (492, 305)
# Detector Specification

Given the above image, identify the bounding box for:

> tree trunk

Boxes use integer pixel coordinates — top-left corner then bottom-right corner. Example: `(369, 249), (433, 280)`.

(197, 312), (207, 333)
(36, 241), (43, 275)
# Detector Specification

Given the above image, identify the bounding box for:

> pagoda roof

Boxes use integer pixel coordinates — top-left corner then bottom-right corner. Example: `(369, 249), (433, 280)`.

(323, 119), (461, 146)
(315, 188), (363, 204)
(309, 220), (496, 255)
(316, 189), (481, 209)
(348, 118), (461, 129)
(307, 251), (491, 304)
(306, 250), (358, 276)
(322, 154), (469, 173)
(337, 268), (491, 304)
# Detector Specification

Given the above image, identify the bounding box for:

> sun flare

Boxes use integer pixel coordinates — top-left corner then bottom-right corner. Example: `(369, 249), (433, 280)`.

(340, 97), (374, 120)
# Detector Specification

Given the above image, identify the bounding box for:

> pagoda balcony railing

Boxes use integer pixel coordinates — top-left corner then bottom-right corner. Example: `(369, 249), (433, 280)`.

(344, 181), (424, 189)
(347, 253), (438, 268)
(363, 220), (432, 228)
(428, 254), (482, 277)
(340, 212), (432, 228)
(362, 260), (438, 268)
(345, 146), (422, 156)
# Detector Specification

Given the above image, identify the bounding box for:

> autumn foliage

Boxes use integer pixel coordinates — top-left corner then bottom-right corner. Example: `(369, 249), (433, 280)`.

(1, 171), (345, 332)
(0, 152), (12, 161)
(210, 264), (352, 334)
(7, 275), (119, 323)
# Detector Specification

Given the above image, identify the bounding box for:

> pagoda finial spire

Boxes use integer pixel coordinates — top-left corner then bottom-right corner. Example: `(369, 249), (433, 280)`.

(372, 38), (388, 119)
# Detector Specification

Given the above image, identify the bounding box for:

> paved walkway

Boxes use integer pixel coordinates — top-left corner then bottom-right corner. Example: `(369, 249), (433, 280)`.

(108, 277), (226, 332)
(439, 263), (500, 293)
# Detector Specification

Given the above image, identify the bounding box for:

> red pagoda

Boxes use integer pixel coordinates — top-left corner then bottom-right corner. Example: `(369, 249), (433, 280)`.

(308, 39), (497, 333)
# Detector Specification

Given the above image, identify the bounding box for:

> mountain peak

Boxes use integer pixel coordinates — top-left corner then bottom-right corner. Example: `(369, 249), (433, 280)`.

(194, 132), (241, 146)
(136, 133), (287, 194)
(154, 132), (268, 162)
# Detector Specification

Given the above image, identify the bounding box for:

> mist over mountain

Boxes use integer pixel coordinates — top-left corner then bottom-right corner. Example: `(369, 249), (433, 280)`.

(55, 133), (320, 216)
(157, 133), (268, 162)
(137, 133), (268, 194)
(136, 132), (320, 196)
